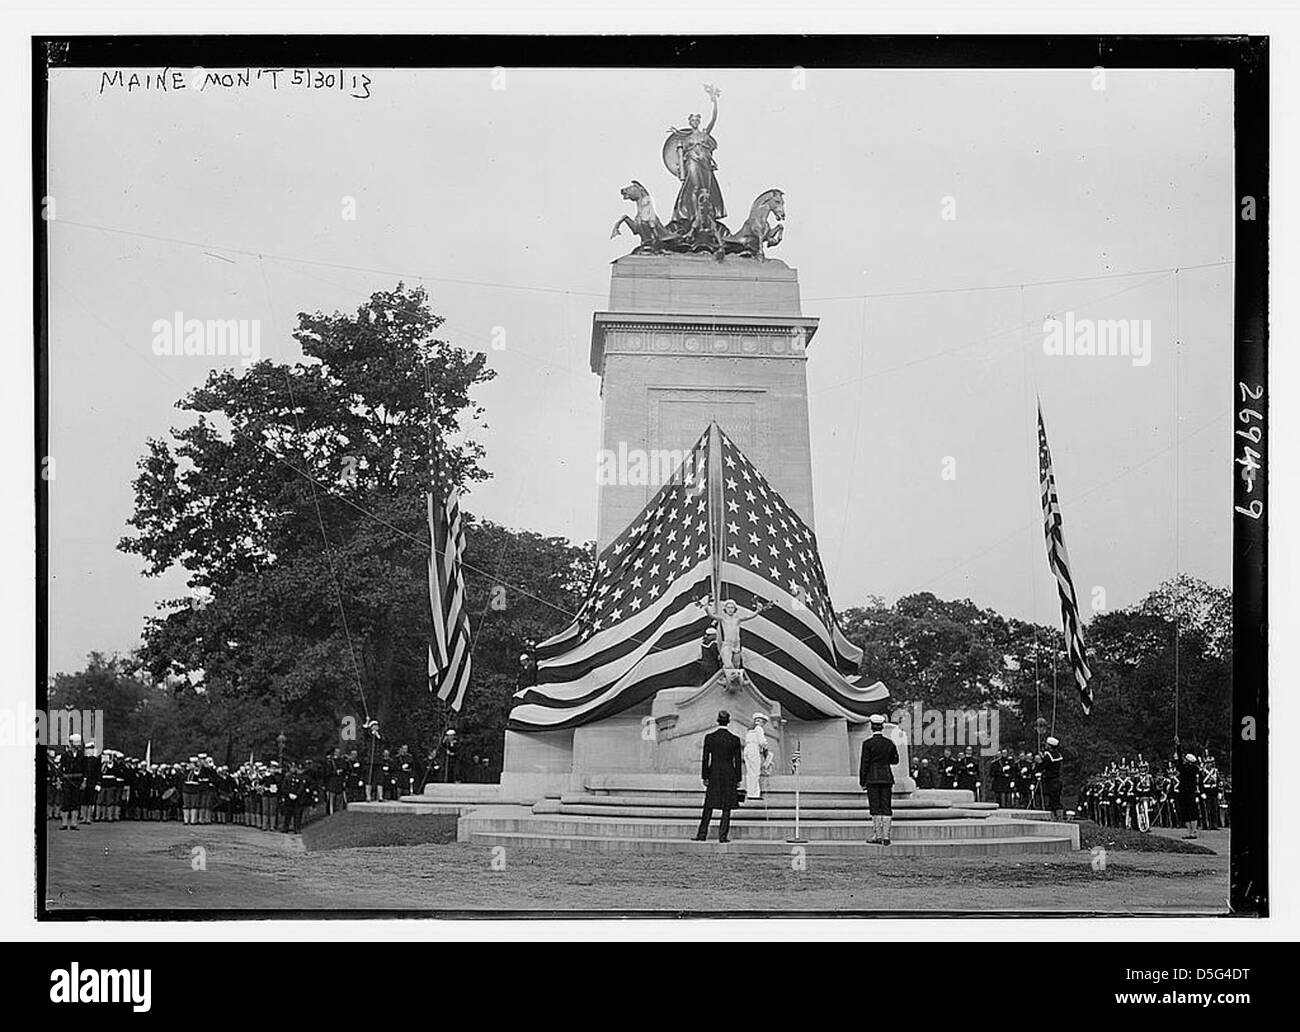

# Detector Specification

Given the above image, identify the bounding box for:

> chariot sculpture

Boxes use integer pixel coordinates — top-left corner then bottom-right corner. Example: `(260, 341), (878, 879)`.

(610, 84), (787, 261)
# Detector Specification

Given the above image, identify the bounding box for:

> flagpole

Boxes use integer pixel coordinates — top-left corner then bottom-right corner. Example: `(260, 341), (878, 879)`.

(709, 421), (722, 605)
(426, 357), (448, 737)
(787, 738), (805, 844)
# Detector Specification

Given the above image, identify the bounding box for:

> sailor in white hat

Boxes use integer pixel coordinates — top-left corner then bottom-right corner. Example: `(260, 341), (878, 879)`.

(1177, 751), (1202, 838)
(1040, 736), (1064, 819)
(82, 738), (100, 824)
(859, 714), (899, 845)
(742, 713), (771, 799)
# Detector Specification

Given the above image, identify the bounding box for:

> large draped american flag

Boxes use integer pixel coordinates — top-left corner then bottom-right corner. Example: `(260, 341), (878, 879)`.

(508, 430), (715, 731)
(714, 429), (888, 721)
(1038, 402), (1093, 714)
(427, 449), (472, 711)
(507, 426), (888, 732)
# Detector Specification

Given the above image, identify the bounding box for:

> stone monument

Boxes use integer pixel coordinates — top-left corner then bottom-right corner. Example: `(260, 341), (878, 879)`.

(498, 85), (908, 802)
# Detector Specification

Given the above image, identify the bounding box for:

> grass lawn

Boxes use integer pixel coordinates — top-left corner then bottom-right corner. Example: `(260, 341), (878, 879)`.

(301, 811), (459, 851)
(1076, 820), (1215, 855)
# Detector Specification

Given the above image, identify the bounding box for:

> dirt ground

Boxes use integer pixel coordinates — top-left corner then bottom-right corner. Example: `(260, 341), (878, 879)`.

(41, 818), (1230, 916)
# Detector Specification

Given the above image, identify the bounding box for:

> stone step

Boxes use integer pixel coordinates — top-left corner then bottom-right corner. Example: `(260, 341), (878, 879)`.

(582, 773), (870, 794)
(543, 801), (991, 822)
(563, 791), (973, 810)
(348, 800), (471, 816)
(463, 814), (1059, 842)
(414, 784), (505, 802)
(580, 775), (981, 804)
(464, 830), (1078, 857)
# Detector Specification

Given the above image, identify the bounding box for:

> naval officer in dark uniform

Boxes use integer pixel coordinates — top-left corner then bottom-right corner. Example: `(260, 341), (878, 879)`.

(694, 710), (743, 843)
(1040, 736), (1065, 819)
(859, 713), (900, 845)
(324, 747), (347, 814)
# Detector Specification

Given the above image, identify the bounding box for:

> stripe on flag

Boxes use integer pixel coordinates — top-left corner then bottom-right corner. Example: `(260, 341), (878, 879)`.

(428, 483), (472, 711)
(508, 431), (713, 731)
(1038, 402), (1093, 714)
(715, 430), (887, 721)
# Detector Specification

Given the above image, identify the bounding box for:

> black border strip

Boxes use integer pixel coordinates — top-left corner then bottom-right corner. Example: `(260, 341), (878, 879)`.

(1229, 41), (1268, 916)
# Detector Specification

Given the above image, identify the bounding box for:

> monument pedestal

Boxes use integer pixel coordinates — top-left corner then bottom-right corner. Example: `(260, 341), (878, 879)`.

(500, 673), (912, 801)
(591, 253), (818, 552)
(499, 728), (574, 801)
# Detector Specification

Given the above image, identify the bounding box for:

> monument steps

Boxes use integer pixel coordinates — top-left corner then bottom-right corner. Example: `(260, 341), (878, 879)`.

(347, 800), (479, 816)
(463, 830), (1077, 857)
(412, 784), (505, 802)
(457, 805), (1080, 855)
(556, 791), (998, 812)
(543, 801), (991, 822)
(465, 813), (1060, 842)
(350, 780), (1073, 856)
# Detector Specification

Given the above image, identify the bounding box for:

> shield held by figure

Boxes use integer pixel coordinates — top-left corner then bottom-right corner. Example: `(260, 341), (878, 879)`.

(662, 130), (687, 181)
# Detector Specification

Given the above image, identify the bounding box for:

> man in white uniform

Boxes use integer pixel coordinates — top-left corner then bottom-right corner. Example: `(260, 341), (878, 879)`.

(742, 713), (773, 799)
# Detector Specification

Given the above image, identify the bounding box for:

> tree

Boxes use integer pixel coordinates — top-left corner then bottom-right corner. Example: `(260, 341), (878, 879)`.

(119, 284), (496, 762)
(48, 652), (148, 752)
(841, 592), (1010, 711)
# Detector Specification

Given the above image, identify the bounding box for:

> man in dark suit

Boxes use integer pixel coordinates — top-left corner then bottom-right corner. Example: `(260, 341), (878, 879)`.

(58, 734), (88, 831)
(915, 757), (936, 789)
(82, 740), (101, 824)
(859, 714), (900, 845)
(324, 747), (347, 814)
(695, 626), (722, 683)
(940, 748), (959, 790)
(694, 710), (742, 843)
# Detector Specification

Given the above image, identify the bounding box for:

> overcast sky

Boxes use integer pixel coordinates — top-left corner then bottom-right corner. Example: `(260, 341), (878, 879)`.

(46, 65), (1233, 674)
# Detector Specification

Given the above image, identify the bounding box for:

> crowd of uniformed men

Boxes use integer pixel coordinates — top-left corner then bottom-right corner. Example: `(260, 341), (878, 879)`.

(46, 732), (494, 832)
(909, 742), (1228, 834)
(1076, 753), (1228, 835)
(910, 746), (1065, 810)
(47, 730), (1228, 837)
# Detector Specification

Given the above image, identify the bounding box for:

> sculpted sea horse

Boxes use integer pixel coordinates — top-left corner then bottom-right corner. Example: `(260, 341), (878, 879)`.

(723, 188), (785, 260)
(610, 181), (675, 253)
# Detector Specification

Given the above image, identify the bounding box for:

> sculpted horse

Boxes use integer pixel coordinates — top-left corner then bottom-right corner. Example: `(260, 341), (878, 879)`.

(612, 182), (787, 261)
(724, 188), (785, 259)
(610, 181), (674, 253)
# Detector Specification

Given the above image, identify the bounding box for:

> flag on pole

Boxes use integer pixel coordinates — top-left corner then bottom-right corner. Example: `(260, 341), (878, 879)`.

(1037, 402), (1094, 714)
(714, 429), (888, 721)
(144, 740), (151, 767)
(428, 447), (473, 711)
(508, 430), (715, 731)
